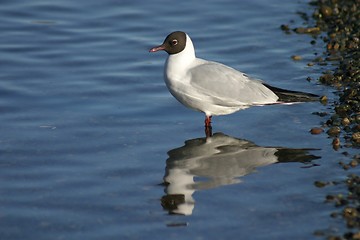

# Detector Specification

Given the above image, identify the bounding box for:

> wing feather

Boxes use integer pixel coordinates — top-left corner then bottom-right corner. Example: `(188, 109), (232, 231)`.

(188, 61), (278, 106)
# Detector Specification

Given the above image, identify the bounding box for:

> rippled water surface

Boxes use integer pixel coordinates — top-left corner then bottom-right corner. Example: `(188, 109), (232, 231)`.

(0, 0), (353, 239)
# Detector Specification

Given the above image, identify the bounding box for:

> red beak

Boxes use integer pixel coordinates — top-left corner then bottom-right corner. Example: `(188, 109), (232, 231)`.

(149, 44), (165, 52)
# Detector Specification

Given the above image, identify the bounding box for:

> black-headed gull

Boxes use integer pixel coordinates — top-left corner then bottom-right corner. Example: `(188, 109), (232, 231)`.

(149, 31), (318, 128)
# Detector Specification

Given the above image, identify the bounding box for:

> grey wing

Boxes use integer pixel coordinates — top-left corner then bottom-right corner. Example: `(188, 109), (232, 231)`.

(189, 62), (279, 106)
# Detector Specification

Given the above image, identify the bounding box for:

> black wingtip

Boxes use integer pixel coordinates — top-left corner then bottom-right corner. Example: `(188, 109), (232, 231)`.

(263, 84), (319, 103)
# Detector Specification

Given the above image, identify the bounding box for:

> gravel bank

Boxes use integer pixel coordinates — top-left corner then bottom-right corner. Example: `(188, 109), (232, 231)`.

(284, 0), (360, 239)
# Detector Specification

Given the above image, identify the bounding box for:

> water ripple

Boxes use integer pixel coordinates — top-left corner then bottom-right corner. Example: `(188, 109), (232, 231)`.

(0, 1), (332, 239)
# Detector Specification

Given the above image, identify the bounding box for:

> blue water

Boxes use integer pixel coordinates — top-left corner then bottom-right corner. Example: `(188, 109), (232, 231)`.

(0, 0), (356, 239)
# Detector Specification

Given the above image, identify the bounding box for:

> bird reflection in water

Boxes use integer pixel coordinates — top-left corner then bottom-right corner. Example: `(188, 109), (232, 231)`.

(161, 132), (320, 215)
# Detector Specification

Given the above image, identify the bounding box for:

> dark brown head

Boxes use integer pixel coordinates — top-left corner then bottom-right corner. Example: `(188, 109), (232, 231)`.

(149, 31), (187, 55)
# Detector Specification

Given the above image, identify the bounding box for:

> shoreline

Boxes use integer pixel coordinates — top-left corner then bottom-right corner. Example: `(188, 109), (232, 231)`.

(285, 0), (360, 239)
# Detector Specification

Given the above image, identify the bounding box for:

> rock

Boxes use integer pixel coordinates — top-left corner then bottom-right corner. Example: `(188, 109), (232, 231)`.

(343, 207), (358, 218)
(327, 126), (341, 136)
(320, 5), (333, 17)
(341, 117), (351, 126)
(319, 74), (334, 84)
(352, 132), (360, 143)
(332, 138), (340, 150)
(352, 232), (360, 240)
(310, 127), (324, 134)
(314, 181), (328, 188)
(320, 95), (328, 104)
(291, 55), (302, 61)
(294, 27), (320, 34)
(280, 24), (290, 33)
(349, 159), (358, 168)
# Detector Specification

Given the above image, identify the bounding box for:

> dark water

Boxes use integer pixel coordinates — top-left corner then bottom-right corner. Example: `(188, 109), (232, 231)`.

(0, 0), (356, 239)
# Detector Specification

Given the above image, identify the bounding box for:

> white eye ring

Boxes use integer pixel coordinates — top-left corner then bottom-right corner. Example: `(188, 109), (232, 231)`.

(172, 39), (178, 45)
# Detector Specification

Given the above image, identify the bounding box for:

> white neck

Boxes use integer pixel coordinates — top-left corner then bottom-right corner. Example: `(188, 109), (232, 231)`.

(164, 34), (196, 82)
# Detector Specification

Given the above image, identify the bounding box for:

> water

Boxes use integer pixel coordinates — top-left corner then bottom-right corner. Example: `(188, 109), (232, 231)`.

(0, 0), (356, 239)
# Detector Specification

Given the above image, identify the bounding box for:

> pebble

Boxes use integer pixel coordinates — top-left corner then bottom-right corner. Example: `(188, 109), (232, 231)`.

(310, 127), (324, 134)
(291, 55), (302, 61)
(352, 132), (360, 143)
(319, 73), (334, 85)
(280, 24), (291, 33)
(341, 117), (351, 126)
(312, 111), (328, 117)
(349, 159), (358, 168)
(352, 232), (360, 240)
(320, 95), (328, 104)
(294, 27), (320, 34)
(326, 55), (343, 61)
(343, 207), (358, 218)
(327, 126), (341, 136)
(320, 5), (333, 17)
(332, 138), (340, 150)
(314, 181), (328, 188)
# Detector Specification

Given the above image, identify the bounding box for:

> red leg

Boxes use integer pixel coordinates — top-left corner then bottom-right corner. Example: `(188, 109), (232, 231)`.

(204, 116), (212, 127)
(205, 125), (212, 138)
(204, 116), (212, 138)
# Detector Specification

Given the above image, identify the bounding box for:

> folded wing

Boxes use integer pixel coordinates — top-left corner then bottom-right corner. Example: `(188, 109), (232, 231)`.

(189, 61), (279, 107)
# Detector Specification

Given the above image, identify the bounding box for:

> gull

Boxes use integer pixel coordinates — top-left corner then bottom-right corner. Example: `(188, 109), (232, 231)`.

(149, 31), (318, 129)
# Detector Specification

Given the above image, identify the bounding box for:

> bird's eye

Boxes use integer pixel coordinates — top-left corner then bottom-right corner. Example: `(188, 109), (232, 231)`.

(171, 39), (178, 46)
